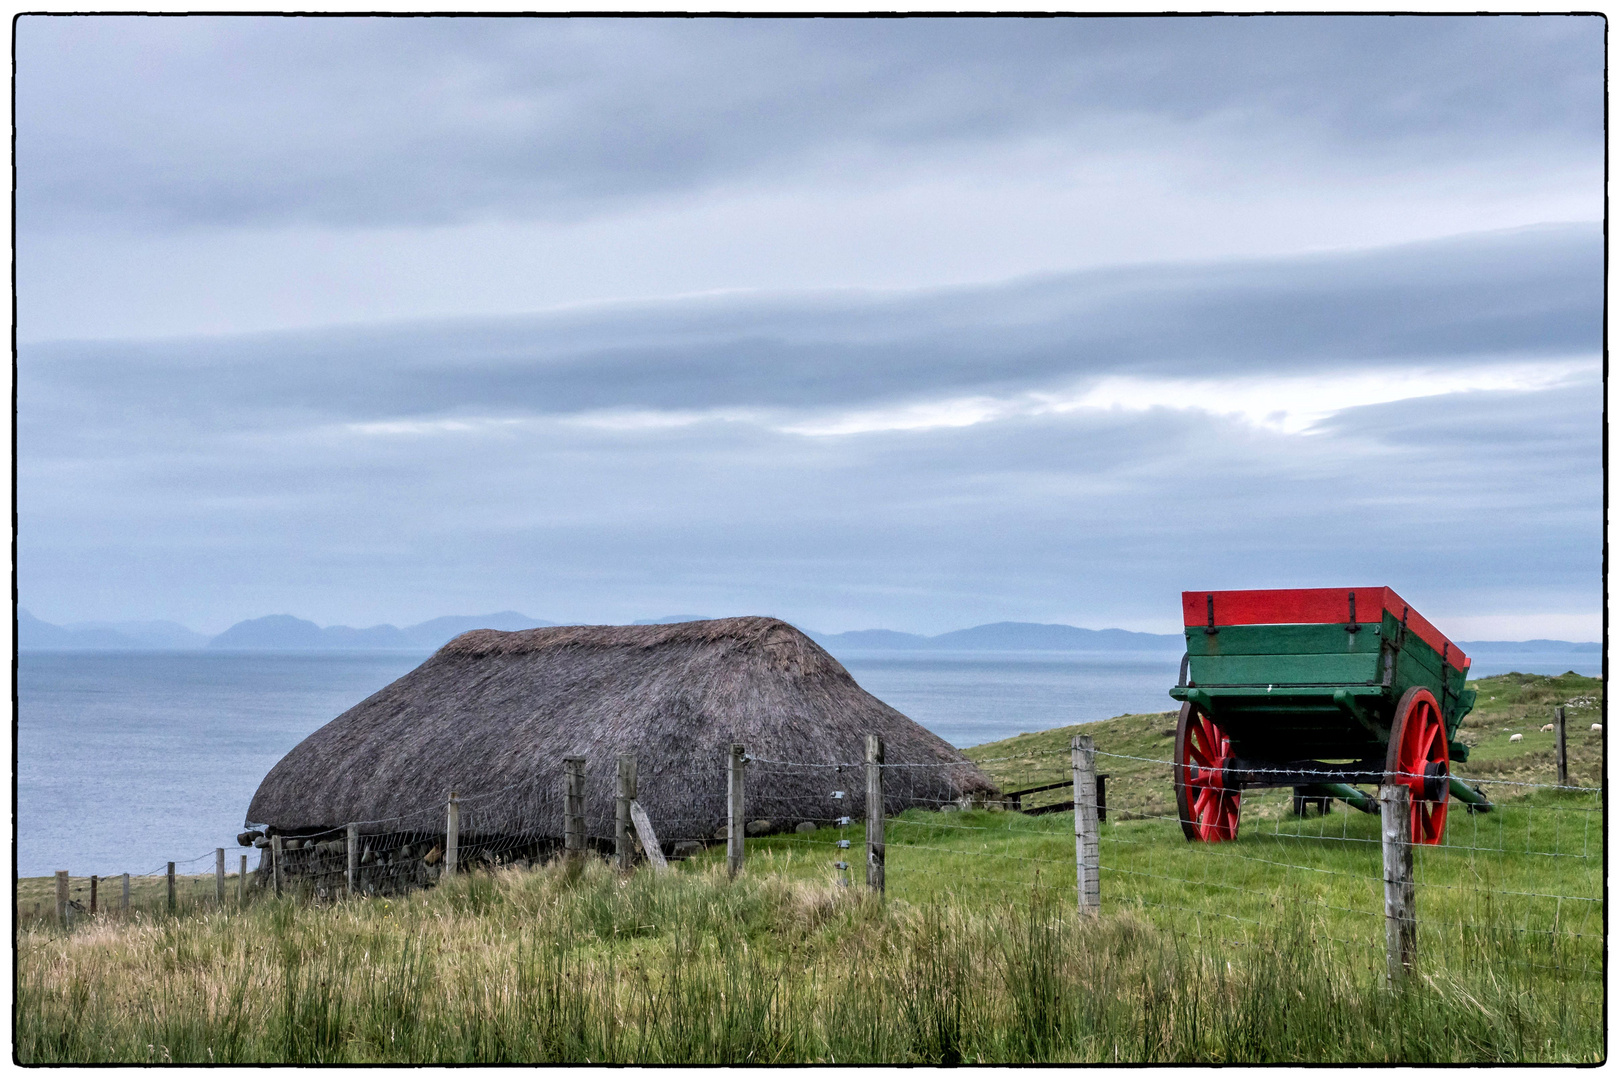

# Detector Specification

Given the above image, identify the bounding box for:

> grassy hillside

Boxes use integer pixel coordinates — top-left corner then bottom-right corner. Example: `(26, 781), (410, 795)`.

(1451, 672), (1604, 785)
(965, 672), (1604, 813)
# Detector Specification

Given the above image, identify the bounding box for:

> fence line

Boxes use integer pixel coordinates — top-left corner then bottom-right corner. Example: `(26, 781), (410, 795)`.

(27, 734), (1601, 991)
(722, 738), (1600, 982)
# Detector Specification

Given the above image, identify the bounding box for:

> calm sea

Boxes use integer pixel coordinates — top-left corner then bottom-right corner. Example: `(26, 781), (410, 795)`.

(15, 646), (1597, 878)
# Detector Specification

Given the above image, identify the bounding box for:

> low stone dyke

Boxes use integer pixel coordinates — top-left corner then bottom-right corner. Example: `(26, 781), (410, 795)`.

(241, 828), (733, 899)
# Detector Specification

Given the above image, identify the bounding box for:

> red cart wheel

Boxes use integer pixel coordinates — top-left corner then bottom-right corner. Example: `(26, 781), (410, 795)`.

(1385, 687), (1450, 844)
(1174, 702), (1241, 841)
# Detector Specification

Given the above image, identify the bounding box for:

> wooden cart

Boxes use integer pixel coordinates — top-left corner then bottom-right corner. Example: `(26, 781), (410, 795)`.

(1167, 588), (1488, 844)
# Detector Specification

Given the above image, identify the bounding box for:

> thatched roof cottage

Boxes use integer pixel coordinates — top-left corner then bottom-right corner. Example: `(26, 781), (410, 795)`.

(246, 617), (996, 859)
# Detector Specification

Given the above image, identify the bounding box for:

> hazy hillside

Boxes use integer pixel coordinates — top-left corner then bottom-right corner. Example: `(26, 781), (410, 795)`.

(813, 621), (1184, 652)
(397, 612), (559, 646)
(1459, 639), (1601, 653)
(17, 609), (141, 650)
(67, 619), (210, 649)
(207, 612), (556, 650)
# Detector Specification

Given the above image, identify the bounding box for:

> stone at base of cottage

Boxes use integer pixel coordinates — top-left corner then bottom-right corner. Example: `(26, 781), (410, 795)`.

(795, 821), (816, 834)
(673, 840), (704, 857)
(745, 818), (773, 836)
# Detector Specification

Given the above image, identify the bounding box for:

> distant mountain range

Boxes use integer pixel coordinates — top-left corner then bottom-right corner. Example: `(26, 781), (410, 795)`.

(806, 622), (1185, 652)
(18, 609), (557, 652)
(1450, 639), (1602, 653)
(15, 609), (1605, 656)
(801, 625), (1602, 656)
(18, 609), (213, 650)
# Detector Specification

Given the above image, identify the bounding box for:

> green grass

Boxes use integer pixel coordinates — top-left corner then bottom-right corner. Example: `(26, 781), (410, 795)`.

(16, 672), (1603, 1063)
(18, 796), (1601, 1063)
(742, 790), (1601, 976)
(16, 847), (1603, 1064)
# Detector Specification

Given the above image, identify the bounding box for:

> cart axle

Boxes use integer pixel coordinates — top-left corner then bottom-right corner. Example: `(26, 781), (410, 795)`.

(1189, 756), (1385, 790)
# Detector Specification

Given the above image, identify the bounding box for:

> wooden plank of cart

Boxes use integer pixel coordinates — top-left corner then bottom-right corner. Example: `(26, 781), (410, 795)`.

(1167, 587), (1491, 844)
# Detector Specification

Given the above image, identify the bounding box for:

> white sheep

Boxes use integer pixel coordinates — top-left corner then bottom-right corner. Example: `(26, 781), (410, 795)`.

(1592, 723), (1603, 733)
(1509, 733), (1523, 743)
(1541, 723), (1555, 732)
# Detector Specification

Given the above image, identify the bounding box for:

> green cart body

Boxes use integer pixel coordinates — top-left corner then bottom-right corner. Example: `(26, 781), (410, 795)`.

(1167, 587), (1480, 843)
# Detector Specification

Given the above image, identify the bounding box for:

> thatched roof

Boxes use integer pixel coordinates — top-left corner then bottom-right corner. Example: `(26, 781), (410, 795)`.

(246, 617), (996, 841)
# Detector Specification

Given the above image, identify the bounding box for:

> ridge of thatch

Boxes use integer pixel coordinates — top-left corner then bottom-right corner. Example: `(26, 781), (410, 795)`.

(246, 616), (996, 839)
(440, 616), (844, 678)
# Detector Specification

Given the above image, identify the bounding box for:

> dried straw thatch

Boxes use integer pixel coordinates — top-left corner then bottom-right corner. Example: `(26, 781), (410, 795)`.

(246, 617), (997, 842)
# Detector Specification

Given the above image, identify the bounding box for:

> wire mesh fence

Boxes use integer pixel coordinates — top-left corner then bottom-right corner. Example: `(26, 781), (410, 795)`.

(737, 759), (861, 881)
(736, 740), (1601, 987)
(737, 751), (1081, 900)
(17, 847), (260, 929)
(1086, 747), (1603, 980)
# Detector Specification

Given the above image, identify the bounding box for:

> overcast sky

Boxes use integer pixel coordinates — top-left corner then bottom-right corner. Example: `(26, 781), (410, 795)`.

(17, 15), (1604, 638)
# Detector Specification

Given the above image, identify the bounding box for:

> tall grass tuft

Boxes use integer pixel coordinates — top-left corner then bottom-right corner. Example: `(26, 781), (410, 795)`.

(998, 885), (1072, 1061)
(897, 904), (968, 1063)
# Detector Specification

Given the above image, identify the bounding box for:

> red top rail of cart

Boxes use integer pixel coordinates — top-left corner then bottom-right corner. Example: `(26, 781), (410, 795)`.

(1180, 587), (1469, 673)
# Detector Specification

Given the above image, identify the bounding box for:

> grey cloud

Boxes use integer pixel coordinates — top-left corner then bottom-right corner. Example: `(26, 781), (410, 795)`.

(17, 15), (1602, 231)
(19, 373), (1596, 632)
(20, 224), (1600, 452)
(1316, 380), (1599, 454)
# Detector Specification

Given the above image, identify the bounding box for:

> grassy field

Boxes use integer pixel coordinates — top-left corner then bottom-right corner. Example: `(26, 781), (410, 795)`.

(15, 672), (1603, 1063)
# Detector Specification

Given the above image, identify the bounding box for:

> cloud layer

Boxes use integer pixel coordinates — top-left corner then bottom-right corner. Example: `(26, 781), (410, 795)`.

(19, 17), (1602, 231)
(20, 227), (1601, 635)
(18, 16), (1603, 341)
(15, 17), (1603, 637)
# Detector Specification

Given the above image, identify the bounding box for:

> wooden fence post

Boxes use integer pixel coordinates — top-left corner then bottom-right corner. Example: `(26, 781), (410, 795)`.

(1381, 784), (1416, 984)
(727, 744), (746, 878)
(238, 856), (247, 906)
(122, 873), (130, 916)
(89, 875), (98, 917)
(565, 756), (586, 859)
(1555, 706), (1569, 787)
(215, 849), (226, 906)
(445, 793), (460, 879)
(866, 735), (885, 894)
(54, 870), (68, 928)
(616, 755), (637, 871)
(272, 836), (283, 898)
(629, 800), (669, 873)
(167, 862), (176, 913)
(347, 824), (359, 897)
(1073, 735), (1101, 915)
